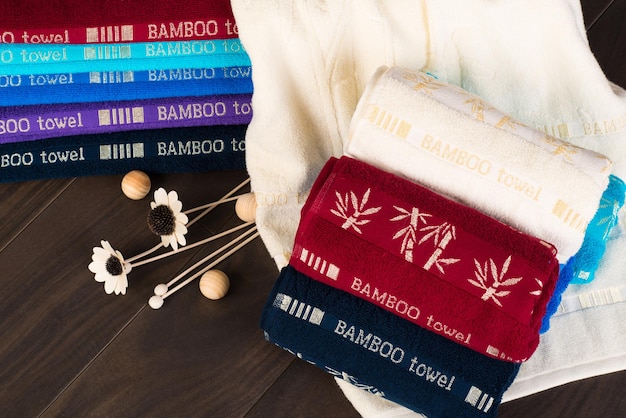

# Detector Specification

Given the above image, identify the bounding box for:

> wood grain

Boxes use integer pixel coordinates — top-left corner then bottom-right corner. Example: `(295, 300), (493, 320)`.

(0, 2), (624, 417)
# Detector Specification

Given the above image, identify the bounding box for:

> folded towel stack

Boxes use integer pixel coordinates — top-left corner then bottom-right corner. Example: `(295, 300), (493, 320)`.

(231, 0), (626, 416)
(0, 0), (252, 183)
(258, 69), (620, 417)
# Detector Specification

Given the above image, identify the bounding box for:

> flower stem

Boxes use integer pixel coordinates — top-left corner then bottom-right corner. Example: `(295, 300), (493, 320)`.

(183, 195), (241, 216)
(162, 226), (259, 299)
(130, 222), (254, 268)
(186, 178), (250, 228)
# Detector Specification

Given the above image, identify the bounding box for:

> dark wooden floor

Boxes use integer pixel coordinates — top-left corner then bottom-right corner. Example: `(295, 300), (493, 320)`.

(1, 2), (625, 417)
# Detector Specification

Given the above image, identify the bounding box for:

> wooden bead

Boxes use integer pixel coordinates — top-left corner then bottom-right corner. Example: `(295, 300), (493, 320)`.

(235, 192), (257, 223)
(121, 170), (151, 200)
(148, 295), (164, 309)
(199, 269), (230, 300)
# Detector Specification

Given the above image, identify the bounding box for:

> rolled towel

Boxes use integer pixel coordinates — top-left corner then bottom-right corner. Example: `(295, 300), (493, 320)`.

(291, 156), (559, 362)
(424, 0), (626, 180)
(346, 66), (611, 264)
(261, 264), (521, 418)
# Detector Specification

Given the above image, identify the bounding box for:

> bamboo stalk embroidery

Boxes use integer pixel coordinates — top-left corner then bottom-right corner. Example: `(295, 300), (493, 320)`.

(390, 205), (432, 263)
(419, 222), (460, 273)
(391, 205), (459, 273)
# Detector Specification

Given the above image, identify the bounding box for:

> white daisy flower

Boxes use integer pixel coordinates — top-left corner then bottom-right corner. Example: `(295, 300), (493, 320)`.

(147, 188), (189, 251)
(88, 240), (131, 295)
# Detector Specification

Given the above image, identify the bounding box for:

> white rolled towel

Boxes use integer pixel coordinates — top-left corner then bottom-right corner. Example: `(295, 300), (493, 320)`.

(347, 66), (610, 263)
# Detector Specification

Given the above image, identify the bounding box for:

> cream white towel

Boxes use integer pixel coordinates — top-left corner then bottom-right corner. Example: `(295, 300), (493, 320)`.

(231, 0), (430, 267)
(424, 0), (626, 181)
(231, 0), (626, 414)
(346, 65), (610, 263)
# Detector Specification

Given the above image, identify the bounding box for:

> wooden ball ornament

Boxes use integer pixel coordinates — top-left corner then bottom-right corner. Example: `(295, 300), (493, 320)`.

(121, 170), (151, 200)
(199, 269), (230, 300)
(235, 192), (257, 223)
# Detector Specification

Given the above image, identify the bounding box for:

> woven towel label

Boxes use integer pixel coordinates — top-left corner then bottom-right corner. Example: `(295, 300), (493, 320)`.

(0, 125), (247, 183)
(0, 39), (245, 65)
(361, 103), (591, 235)
(386, 67), (612, 177)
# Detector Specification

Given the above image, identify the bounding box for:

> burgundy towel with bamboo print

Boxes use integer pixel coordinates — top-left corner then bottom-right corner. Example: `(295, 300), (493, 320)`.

(290, 156), (559, 362)
(0, 0), (238, 43)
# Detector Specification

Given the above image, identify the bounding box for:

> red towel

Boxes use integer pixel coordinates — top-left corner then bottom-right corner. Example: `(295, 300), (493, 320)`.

(290, 156), (559, 362)
(0, 0), (238, 43)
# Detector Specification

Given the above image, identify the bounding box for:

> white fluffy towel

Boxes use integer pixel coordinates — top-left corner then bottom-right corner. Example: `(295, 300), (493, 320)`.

(346, 65), (610, 264)
(231, 0), (431, 267)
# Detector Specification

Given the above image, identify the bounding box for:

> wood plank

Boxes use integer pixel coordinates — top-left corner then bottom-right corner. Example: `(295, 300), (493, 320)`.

(246, 360), (362, 418)
(39, 231), (295, 417)
(0, 171), (252, 417)
(580, 0), (615, 29)
(0, 178), (73, 250)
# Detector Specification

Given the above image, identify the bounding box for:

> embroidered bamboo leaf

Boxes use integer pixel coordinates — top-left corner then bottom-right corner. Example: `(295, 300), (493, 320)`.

(433, 257), (461, 274)
(422, 223), (458, 272)
(500, 277), (523, 287)
(529, 278), (543, 296)
(469, 256), (524, 306)
(331, 188), (381, 234)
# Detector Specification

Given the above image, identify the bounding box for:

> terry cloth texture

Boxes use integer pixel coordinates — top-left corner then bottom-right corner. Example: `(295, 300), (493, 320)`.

(291, 156), (559, 362)
(346, 66), (610, 264)
(0, 0), (238, 43)
(539, 175), (626, 332)
(0, 67), (253, 106)
(569, 175), (626, 285)
(262, 264), (521, 418)
(232, 0), (626, 412)
(0, 124), (247, 183)
(0, 94), (252, 143)
(231, 0), (431, 267)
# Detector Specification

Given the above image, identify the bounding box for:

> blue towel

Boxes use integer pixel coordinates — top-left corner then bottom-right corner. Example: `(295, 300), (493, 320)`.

(0, 67), (253, 106)
(540, 175), (626, 332)
(569, 175), (626, 284)
(261, 265), (520, 417)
